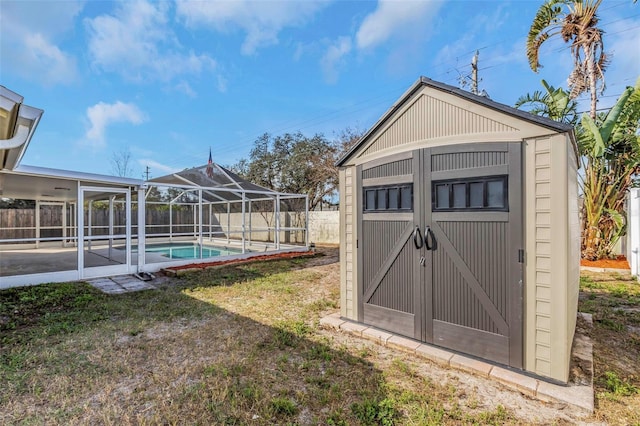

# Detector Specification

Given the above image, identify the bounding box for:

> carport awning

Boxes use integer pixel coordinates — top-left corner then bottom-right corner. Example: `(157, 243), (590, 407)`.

(0, 86), (43, 171)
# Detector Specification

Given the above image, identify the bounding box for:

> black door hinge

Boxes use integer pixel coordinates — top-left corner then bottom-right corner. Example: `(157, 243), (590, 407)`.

(518, 249), (525, 264)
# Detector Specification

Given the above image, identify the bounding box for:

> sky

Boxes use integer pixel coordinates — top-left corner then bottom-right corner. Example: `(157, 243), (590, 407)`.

(1, 0), (638, 180)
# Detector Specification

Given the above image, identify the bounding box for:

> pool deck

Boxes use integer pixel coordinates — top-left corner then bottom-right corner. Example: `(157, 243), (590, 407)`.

(0, 246), (127, 276)
(0, 238), (306, 279)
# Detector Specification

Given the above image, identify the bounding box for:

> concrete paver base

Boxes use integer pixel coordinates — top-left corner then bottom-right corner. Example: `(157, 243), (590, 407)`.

(320, 312), (594, 414)
(87, 275), (156, 294)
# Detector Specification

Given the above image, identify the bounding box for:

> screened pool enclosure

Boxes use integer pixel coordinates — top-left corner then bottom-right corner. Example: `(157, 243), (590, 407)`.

(0, 163), (309, 288)
(0, 85), (308, 289)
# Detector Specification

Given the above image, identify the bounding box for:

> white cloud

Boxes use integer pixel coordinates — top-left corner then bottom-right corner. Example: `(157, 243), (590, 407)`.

(216, 74), (229, 93)
(86, 0), (217, 85)
(319, 0), (441, 82)
(84, 101), (146, 148)
(0, 1), (83, 85)
(175, 81), (197, 98)
(321, 37), (352, 84)
(1, 0), (84, 38)
(176, 0), (329, 55)
(137, 159), (181, 175)
(355, 0), (441, 50)
(16, 33), (78, 85)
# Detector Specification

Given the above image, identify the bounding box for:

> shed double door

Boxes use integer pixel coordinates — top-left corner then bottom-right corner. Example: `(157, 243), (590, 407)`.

(358, 142), (523, 368)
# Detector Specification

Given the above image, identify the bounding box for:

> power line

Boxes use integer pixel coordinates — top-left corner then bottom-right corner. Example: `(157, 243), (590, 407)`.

(155, 7), (640, 168)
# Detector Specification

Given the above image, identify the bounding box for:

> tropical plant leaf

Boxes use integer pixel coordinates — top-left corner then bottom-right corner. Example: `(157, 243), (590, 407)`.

(603, 207), (627, 254)
(600, 86), (634, 143)
(581, 114), (605, 157)
(515, 79), (577, 124)
(605, 208), (625, 230)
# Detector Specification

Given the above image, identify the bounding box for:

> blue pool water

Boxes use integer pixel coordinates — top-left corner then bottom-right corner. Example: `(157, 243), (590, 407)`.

(141, 243), (242, 260)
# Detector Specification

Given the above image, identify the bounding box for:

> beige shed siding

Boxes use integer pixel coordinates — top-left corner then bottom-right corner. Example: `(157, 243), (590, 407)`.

(529, 136), (553, 377)
(360, 93), (518, 158)
(525, 134), (575, 383)
(565, 140), (580, 365)
(338, 80), (578, 382)
(340, 167), (356, 319)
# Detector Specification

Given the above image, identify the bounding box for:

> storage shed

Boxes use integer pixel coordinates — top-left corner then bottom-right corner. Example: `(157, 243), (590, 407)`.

(337, 77), (580, 383)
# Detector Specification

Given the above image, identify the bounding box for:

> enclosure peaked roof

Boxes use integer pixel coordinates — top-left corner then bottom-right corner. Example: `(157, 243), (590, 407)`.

(148, 162), (282, 202)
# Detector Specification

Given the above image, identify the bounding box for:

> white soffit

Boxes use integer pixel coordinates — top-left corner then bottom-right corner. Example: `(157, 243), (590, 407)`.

(0, 165), (143, 201)
(0, 86), (44, 170)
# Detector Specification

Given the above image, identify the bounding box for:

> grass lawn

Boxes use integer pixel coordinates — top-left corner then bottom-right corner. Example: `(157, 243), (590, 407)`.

(578, 270), (640, 425)
(1, 250), (638, 425)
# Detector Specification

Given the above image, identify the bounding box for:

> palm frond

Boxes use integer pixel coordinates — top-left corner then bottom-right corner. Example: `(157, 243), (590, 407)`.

(516, 80), (578, 124)
(514, 91), (547, 109)
(526, 0), (569, 71)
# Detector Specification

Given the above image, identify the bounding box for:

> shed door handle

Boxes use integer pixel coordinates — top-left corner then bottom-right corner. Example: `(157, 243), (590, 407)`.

(413, 226), (424, 249)
(424, 226), (434, 251)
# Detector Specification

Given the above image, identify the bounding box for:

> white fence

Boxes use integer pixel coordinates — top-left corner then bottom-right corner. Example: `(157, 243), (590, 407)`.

(224, 210), (339, 245)
(308, 211), (339, 245)
(628, 188), (639, 280)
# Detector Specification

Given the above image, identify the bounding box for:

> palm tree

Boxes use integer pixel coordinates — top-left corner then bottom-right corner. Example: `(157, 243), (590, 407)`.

(515, 79), (578, 124)
(527, 0), (608, 119)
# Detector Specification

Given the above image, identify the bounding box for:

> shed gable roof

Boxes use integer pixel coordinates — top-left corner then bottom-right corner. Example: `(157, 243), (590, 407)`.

(337, 77), (574, 166)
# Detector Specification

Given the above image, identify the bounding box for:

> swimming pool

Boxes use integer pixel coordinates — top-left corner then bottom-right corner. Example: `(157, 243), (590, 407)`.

(140, 243), (242, 260)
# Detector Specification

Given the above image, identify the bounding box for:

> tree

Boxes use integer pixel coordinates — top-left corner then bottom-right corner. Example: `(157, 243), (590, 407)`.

(527, 0), (608, 119)
(333, 126), (364, 155)
(232, 132), (333, 211)
(231, 128), (364, 211)
(515, 79), (578, 124)
(111, 149), (134, 177)
(579, 77), (640, 259)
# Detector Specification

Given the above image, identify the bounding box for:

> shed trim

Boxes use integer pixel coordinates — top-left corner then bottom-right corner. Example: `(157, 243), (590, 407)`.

(336, 77), (576, 167)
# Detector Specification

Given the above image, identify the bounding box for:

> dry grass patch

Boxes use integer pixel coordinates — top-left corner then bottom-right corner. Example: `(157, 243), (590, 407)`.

(4, 251), (630, 424)
(579, 271), (640, 425)
(1, 253), (519, 425)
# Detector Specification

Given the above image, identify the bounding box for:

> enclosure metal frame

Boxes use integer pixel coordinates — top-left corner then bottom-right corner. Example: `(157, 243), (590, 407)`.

(141, 181), (309, 252)
(1, 171), (309, 288)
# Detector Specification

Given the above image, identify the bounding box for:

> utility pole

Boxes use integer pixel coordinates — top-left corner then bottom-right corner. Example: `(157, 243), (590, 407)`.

(143, 166), (150, 181)
(471, 50), (479, 95)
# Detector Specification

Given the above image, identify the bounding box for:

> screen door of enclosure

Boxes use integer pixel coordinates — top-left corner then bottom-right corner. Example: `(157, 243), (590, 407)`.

(78, 186), (132, 279)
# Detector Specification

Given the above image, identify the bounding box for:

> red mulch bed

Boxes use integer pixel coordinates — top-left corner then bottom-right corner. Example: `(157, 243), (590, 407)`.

(166, 250), (631, 272)
(164, 251), (316, 272)
(580, 255), (630, 270)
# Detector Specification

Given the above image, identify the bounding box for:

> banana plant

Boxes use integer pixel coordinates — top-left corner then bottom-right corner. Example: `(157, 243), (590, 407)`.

(579, 77), (640, 259)
(515, 79), (578, 124)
